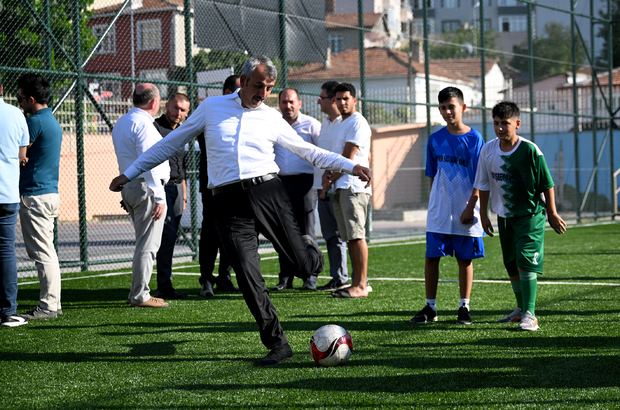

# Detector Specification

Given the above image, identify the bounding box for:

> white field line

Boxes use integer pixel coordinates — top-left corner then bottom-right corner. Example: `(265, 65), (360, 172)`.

(18, 221), (620, 287)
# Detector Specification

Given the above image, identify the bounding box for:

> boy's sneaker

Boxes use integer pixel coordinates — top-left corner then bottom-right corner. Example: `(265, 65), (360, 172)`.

(498, 307), (523, 323)
(1, 315), (28, 327)
(518, 311), (539, 331)
(456, 306), (472, 325)
(316, 279), (350, 292)
(20, 305), (58, 320)
(409, 304), (437, 324)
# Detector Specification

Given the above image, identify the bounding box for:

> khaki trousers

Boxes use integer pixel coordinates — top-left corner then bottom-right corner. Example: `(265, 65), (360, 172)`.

(20, 193), (61, 311)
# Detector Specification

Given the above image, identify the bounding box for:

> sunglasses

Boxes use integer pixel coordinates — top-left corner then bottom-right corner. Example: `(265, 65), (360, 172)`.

(16, 94), (27, 103)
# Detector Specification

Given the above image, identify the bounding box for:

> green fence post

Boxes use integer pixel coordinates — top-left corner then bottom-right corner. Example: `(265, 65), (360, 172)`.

(358, 0), (366, 118)
(73, 0), (88, 270)
(280, 0), (288, 88)
(423, 0), (430, 139)
(527, 2), (535, 143)
(479, 1), (487, 141)
(591, 0), (598, 220)
(571, 1), (581, 223)
(609, 0), (616, 219)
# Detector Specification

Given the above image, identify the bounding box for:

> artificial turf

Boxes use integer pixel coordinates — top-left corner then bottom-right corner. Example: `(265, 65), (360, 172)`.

(1, 222), (619, 409)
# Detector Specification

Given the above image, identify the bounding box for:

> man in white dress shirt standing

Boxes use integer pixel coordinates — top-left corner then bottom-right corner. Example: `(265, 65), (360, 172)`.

(112, 83), (170, 308)
(271, 88), (321, 292)
(109, 57), (371, 365)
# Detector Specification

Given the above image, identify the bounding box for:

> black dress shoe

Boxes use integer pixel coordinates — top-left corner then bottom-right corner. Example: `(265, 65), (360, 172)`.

(200, 281), (214, 297)
(156, 288), (187, 299)
(216, 280), (240, 292)
(271, 280), (293, 291)
(256, 343), (293, 365)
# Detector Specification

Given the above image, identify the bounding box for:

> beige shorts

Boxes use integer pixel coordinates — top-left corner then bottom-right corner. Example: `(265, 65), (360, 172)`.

(333, 189), (370, 242)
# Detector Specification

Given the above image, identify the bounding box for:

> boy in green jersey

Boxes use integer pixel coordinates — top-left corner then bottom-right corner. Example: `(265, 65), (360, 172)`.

(473, 102), (566, 331)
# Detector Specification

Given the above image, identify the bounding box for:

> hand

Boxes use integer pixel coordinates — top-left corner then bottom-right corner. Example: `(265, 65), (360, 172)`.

(548, 212), (567, 235)
(110, 174), (130, 192)
(322, 171), (333, 190)
(460, 207), (475, 225)
(481, 214), (494, 237)
(152, 203), (165, 221)
(182, 198), (187, 213)
(352, 164), (372, 188)
(20, 157), (29, 166)
(319, 188), (327, 200)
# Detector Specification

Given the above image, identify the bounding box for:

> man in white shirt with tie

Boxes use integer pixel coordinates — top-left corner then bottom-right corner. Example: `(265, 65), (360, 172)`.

(110, 56), (371, 365)
(112, 83), (170, 308)
(271, 88), (321, 292)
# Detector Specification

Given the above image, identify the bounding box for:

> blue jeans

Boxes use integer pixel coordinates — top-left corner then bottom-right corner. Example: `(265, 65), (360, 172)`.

(0, 203), (20, 316)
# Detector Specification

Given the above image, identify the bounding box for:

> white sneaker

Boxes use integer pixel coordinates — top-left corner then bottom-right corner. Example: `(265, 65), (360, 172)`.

(518, 311), (539, 331)
(498, 306), (523, 323)
(1, 315), (28, 327)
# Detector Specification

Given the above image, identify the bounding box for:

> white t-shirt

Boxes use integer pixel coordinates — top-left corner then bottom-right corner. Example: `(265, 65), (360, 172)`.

(313, 115), (342, 189)
(332, 112), (372, 194)
(275, 113), (321, 176)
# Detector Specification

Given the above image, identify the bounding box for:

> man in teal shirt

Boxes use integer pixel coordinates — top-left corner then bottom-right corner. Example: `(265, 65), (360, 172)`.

(16, 74), (63, 320)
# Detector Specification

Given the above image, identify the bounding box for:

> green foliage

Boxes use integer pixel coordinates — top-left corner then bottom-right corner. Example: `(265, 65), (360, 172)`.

(428, 26), (499, 60)
(2, 224), (619, 409)
(511, 22), (586, 80)
(0, 0), (96, 93)
(596, 0), (620, 68)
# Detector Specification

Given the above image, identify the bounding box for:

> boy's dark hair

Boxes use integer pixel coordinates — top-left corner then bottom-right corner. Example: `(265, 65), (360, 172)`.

(438, 87), (464, 104)
(334, 82), (356, 98)
(492, 101), (520, 119)
(17, 73), (50, 105)
(222, 75), (240, 94)
(321, 80), (340, 99)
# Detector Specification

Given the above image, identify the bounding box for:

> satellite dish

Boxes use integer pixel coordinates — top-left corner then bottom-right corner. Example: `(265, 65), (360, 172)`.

(461, 42), (474, 56)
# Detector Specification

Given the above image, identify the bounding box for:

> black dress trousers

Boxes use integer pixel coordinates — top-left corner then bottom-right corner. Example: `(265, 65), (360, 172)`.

(212, 177), (321, 349)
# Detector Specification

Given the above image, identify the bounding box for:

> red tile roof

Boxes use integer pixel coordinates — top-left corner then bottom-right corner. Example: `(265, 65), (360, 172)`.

(582, 67), (620, 87)
(325, 13), (384, 29)
(288, 47), (474, 84)
(94, 0), (184, 15)
(432, 58), (500, 78)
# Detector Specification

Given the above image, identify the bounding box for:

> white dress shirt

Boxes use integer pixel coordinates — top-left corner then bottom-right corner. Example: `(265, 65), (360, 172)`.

(123, 92), (358, 189)
(275, 113), (321, 176)
(112, 107), (170, 203)
(332, 112), (372, 194)
(313, 115), (342, 190)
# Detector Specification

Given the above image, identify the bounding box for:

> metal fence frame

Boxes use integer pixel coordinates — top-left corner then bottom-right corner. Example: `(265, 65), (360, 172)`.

(1, 0), (617, 272)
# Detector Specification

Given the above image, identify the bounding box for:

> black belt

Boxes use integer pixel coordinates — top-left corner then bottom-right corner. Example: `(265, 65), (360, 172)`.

(166, 178), (183, 185)
(212, 173), (278, 196)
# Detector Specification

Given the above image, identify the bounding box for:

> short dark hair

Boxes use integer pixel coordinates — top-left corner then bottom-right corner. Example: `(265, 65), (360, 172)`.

(321, 81), (340, 99)
(492, 101), (520, 120)
(17, 73), (50, 105)
(223, 75), (240, 94)
(438, 87), (464, 104)
(278, 88), (300, 101)
(168, 92), (190, 104)
(133, 84), (159, 107)
(334, 82), (356, 98)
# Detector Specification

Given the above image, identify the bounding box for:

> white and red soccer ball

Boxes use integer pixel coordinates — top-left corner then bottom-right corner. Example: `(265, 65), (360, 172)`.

(310, 324), (353, 367)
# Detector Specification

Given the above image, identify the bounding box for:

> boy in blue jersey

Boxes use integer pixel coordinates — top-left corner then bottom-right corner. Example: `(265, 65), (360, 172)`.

(410, 87), (485, 325)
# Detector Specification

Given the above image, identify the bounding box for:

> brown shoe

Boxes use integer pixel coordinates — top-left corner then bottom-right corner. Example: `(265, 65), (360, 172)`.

(130, 297), (170, 308)
(127, 296), (164, 304)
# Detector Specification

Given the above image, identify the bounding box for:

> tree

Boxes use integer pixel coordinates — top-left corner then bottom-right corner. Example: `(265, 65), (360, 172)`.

(511, 22), (586, 80)
(596, 0), (620, 68)
(428, 26), (499, 60)
(0, 0), (97, 94)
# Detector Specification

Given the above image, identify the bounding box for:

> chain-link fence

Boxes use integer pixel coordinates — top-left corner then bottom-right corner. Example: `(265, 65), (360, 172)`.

(1, 0), (618, 275)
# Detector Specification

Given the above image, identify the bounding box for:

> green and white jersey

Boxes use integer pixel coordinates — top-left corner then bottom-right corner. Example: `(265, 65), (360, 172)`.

(474, 137), (554, 218)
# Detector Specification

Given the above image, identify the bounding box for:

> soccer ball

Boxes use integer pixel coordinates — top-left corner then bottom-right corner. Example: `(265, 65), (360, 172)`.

(310, 324), (353, 367)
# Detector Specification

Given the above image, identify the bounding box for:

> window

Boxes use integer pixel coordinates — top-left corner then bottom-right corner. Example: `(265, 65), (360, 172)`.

(328, 35), (344, 54)
(442, 0), (459, 7)
(413, 0), (435, 9)
(413, 19), (435, 35)
(499, 0), (521, 5)
(472, 19), (492, 30)
(137, 19), (161, 51)
(499, 15), (526, 32)
(92, 24), (116, 54)
(140, 69), (168, 99)
(442, 20), (461, 32)
(472, 0), (492, 6)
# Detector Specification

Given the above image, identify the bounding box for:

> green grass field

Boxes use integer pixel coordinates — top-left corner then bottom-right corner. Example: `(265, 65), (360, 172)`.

(2, 222), (619, 409)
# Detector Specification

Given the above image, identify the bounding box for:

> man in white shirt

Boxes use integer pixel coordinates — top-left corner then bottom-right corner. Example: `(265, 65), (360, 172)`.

(271, 88), (321, 292)
(109, 56), (371, 365)
(314, 81), (351, 292)
(112, 83), (170, 308)
(323, 83), (372, 299)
